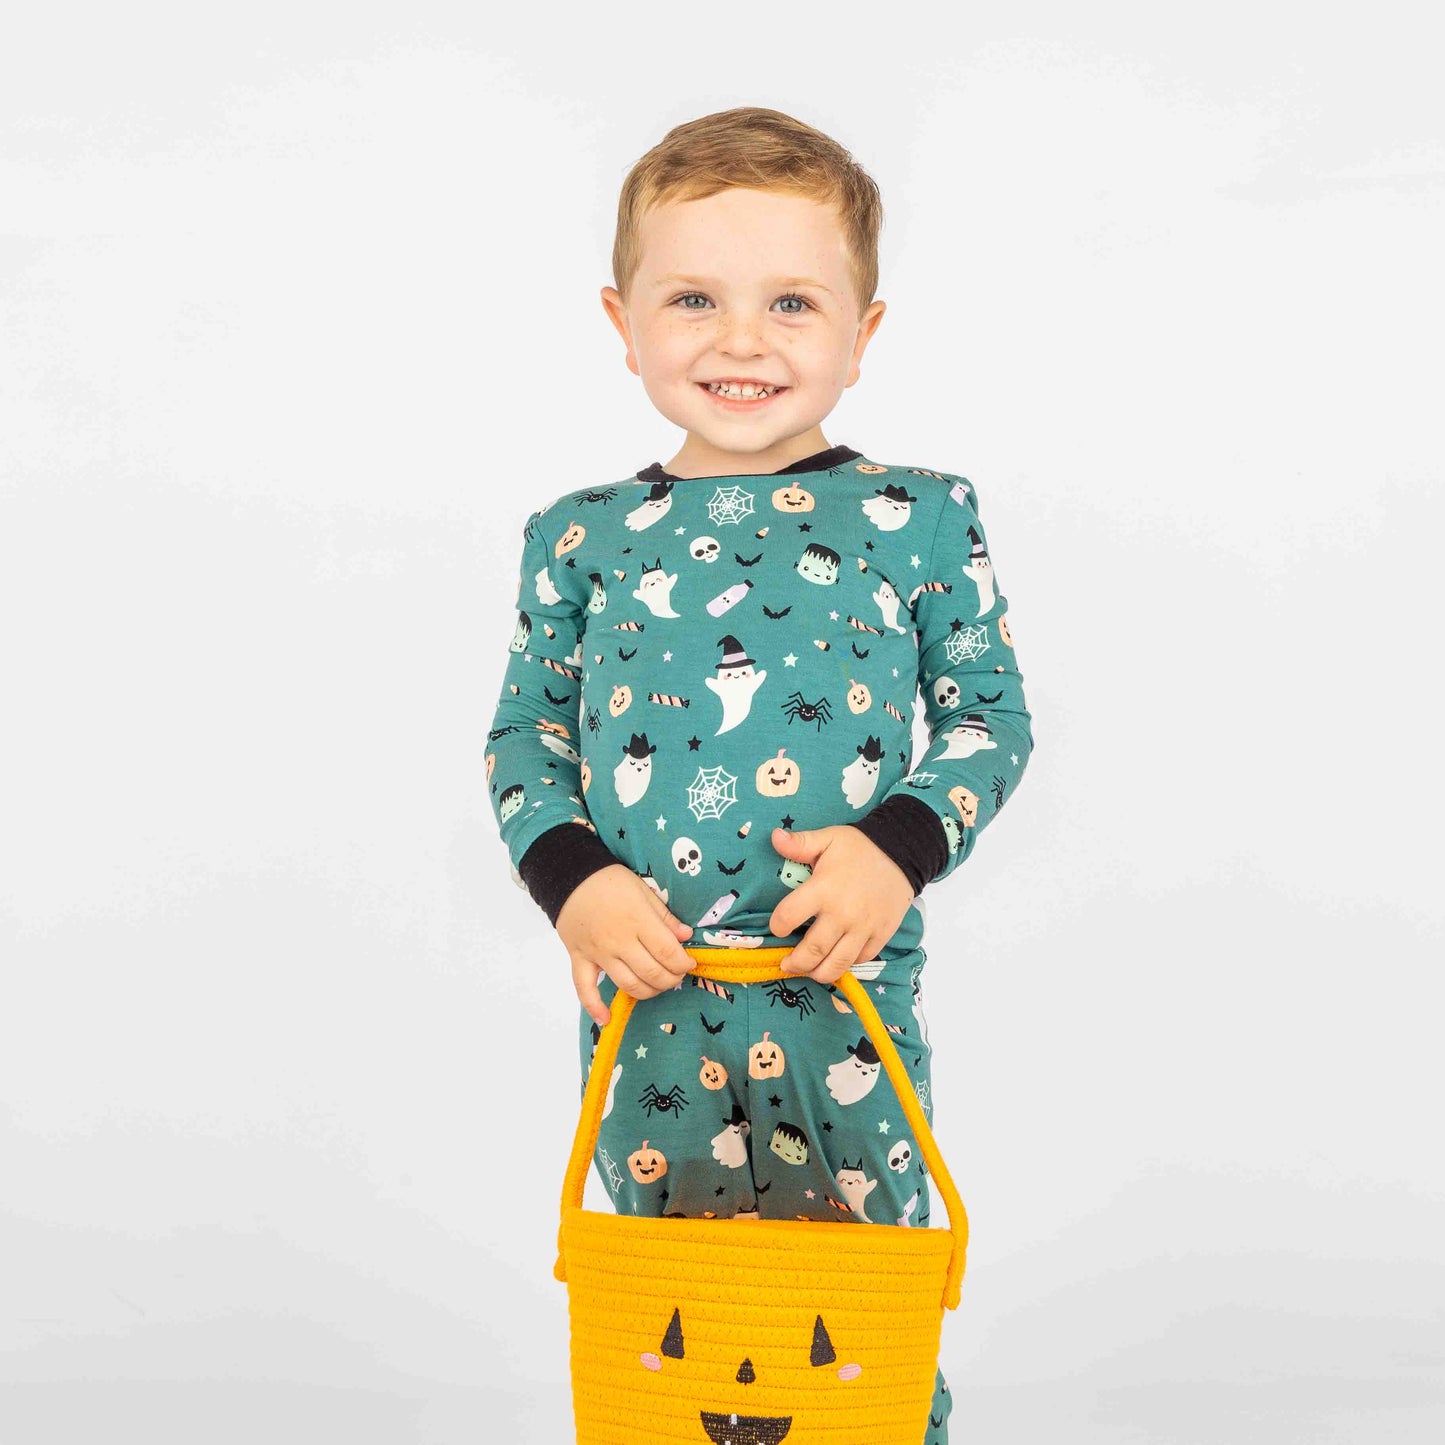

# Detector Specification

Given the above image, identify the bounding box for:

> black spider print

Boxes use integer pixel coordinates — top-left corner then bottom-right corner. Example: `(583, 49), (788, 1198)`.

(762, 980), (817, 1017)
(638, 1082), (688, 1118)
(780, 692), (832, 730)
(574, 487), (619, 505)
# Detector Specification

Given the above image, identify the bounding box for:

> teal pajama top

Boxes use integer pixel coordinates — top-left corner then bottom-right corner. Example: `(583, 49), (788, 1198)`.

(486, 444), (1035, 966)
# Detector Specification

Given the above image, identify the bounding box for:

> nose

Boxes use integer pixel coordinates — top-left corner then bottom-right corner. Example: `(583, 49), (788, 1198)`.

(715, 312), (767, 356)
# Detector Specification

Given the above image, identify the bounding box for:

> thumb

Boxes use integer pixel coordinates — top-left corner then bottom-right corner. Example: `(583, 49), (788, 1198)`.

(646, 887), (693, 936)
(773, 825), (821, 858)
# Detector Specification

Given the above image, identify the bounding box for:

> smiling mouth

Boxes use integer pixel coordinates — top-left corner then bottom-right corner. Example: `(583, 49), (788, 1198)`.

(700, 1410), (793, 1444)
(698, 382), (788, 406)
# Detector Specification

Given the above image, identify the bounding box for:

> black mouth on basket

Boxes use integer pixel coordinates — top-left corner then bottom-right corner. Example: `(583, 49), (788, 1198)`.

(700, 1410), (793, 1444)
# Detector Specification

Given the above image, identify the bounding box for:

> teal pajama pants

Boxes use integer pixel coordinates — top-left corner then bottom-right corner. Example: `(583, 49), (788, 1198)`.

(578, 953), (955, 1444)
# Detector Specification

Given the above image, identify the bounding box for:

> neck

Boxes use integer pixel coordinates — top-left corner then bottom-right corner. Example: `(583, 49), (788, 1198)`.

(663, 426), (832, 481)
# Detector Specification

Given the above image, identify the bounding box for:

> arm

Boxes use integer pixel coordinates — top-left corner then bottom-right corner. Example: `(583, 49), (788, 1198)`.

(486, 505), (619, 925)
(851, 475), (1036, 890)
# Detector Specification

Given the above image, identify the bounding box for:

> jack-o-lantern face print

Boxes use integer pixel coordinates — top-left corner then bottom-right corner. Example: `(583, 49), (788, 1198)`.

(628, 1139), (668, 1184)
(699, 1055), (727, 1090)
(949, 784), (980, 828)
(999, 612), (1014, 647)
(638, 1307), (863, 1439)
(749, 1030), (786, 1079)
(772, 484), (815, 513)
(846, 679), (871, 714)
(756, 748), (800, 796)
(555, 521), (585, 557)
(485, 752), (495, 782)
(856, 463), (888, 476)
(609, 683), (632, 717)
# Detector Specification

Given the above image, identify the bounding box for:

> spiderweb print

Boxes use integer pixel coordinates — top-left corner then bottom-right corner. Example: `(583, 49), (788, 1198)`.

(686, 764), (738, 820)
(599, 1145), (625, 1195)
(945, 622), (990, 666)
(706, 485), (756, 527)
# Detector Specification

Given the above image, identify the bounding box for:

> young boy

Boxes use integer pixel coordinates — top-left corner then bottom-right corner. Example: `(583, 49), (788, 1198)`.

(486, 107), (1034, 1444)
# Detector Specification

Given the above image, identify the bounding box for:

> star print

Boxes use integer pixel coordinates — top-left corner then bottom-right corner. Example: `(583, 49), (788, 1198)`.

(891, 666), (899, 677)
(909, 554), (921, 567)
(821, 1119), (833, 1132)
(662, 650), (673, 661)
(878, 1119), (891, 1134)
(829, 610), (839, 621)
(545, 759), (558, 769)
(715, 1185), (726, 1196)
(864, 539), (875, 551)
(798, 522), (811, 532)
(877, 984), (886, 995)
(768, 1093), (782, 1108)
(949, 617), (962, 631)
(660, 1188), (668, 1201)
(656, 816), (667, 830)
(635, 1045), (648, 1059)
(565, 557), (578, 568)
(688, 736), (702, 750)
(675, 525), (687, 534)
(805, 1188), (816, 1199)
(783, 653), (798, 666)
(781, 814), (795, 829)
(1011, 753), (1019, 765)
(617, 828), (626, 839)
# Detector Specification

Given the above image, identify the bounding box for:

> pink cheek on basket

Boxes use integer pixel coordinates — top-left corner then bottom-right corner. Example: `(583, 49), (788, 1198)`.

(641, 1352), (663, 1372)
(837, 1363), (863, 1381)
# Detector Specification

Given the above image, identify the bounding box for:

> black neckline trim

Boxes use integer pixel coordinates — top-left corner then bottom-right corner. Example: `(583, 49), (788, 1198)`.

(636, 444), (864, 486)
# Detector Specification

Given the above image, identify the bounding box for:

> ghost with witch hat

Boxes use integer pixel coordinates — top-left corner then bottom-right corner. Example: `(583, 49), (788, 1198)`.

(704, 634), (767, 735)
(963, 524), (996, 616)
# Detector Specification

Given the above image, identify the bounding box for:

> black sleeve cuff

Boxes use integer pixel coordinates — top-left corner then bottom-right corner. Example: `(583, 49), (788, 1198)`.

(517, 822), (621, 927)
(849, 793), (951, 895)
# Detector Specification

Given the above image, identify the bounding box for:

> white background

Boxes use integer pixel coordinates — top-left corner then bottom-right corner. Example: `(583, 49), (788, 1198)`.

(3, 5), (1441, 1442)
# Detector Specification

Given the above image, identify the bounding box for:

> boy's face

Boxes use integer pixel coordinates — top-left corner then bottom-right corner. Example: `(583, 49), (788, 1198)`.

(601, 187), (886, 476)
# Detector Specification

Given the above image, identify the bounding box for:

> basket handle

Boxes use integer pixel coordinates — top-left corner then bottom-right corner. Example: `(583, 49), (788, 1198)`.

(555, 946), (968, 1311)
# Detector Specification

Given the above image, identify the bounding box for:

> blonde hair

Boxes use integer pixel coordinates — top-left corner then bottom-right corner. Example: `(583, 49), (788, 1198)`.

(611, 107), (884, 323)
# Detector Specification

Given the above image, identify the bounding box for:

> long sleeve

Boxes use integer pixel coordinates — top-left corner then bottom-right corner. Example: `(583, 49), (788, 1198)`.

(854, 475), (1035, 888)
(486, 505), (618, 923)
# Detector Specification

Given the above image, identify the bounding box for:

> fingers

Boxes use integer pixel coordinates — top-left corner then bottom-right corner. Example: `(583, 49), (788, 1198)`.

(812, 928), (869, 984)
(642, 917), (697, 981)
(783, 917), (841, 974)
(572, 956), (610, 1028)
(645, 889), (694, 940)
(613, 938), (686, 1000)
(770, 882), (814, 941)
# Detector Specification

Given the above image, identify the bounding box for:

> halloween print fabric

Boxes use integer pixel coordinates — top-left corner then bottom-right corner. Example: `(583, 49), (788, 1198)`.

(486, 450), (1034, 966)
(580, 953), (954, 1443)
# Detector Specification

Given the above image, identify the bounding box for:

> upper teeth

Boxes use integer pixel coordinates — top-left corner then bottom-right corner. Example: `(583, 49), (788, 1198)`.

(708, 381), (778, 398)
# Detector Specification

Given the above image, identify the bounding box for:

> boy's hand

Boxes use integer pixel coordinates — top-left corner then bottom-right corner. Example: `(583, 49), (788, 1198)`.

(557, 864), (696, 1028)
(768, 826), (914, 983)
